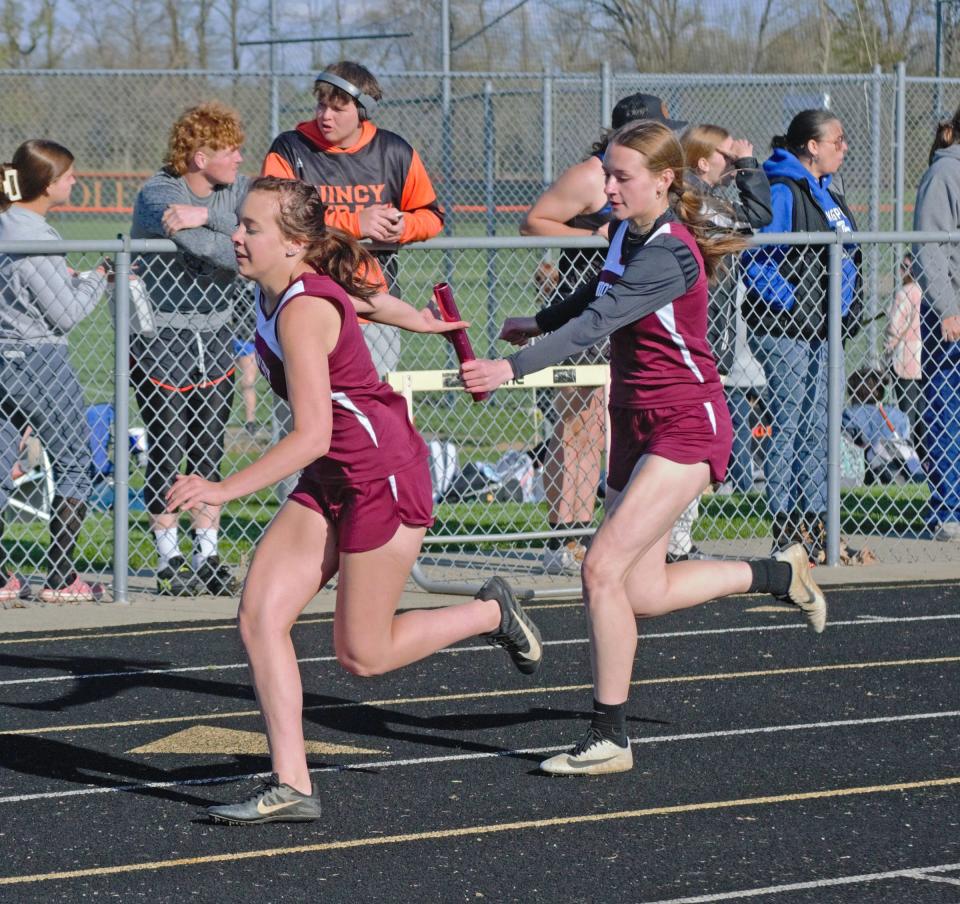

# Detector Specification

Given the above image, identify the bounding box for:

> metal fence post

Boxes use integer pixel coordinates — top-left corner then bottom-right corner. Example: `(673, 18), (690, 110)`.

(867, 65), (882, 364)
(826, 239), (843, 568)
(484, 79), (498, 356)
(112, 237), (131, 604)
(542, 74), (553, 190)
(601, 61), (612, 128)
(895, 62), (906, 234)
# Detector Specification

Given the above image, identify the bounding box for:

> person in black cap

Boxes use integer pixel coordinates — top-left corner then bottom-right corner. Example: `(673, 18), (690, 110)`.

(262, 60), (444, 376)
(519, 92), (685, 575)
(610, 92), (687, 132)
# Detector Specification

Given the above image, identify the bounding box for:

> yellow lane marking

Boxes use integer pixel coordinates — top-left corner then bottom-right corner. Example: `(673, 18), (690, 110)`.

(127, 726), (379, 756)
(1, 775), (957, 886)
(0, 581), (950, 646)
(3, 655), (958, 738)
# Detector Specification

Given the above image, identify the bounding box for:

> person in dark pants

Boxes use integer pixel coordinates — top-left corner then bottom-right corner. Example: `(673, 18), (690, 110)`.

(131, 102), (249, 595)
(0, 139), (109, 604)
(913, 106), (960, 540)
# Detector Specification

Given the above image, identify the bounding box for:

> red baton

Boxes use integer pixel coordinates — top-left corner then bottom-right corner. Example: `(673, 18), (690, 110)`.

(432, 282), (489, 402)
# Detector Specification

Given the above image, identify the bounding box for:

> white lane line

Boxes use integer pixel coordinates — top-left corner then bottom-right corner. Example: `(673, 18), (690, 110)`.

(2, 613), (959, 690)
(1, 708), (957, 806)
(904, 870), (960, 886)
(639, 862), (960, 903)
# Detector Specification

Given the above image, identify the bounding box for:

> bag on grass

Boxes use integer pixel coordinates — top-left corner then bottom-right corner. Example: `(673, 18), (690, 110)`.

(427, 439), (459, 503)
(442, 461), (502, 503)
(492, 450), (545, 504)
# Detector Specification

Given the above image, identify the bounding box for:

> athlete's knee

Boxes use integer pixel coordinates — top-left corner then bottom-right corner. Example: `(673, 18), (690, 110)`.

(237, 595), (292, 647)
(581, 550), (621, 598)
(335, 642), (388, 678)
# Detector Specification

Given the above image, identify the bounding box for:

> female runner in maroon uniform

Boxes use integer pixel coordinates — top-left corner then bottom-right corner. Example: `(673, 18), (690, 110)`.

(167, 177), (543, 823)
(462, 121), (827, 776)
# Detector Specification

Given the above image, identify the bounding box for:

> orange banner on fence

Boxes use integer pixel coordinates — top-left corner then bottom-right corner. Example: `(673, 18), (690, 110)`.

(62, 173), (914, 217)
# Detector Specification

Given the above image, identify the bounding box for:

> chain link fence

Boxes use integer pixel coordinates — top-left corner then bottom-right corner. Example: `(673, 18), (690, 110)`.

(2, 231), (960, 604)
(5, 67), (958, 240)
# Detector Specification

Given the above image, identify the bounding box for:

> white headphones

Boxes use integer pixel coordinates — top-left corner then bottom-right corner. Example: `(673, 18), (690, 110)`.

(314, 71), (379, 117)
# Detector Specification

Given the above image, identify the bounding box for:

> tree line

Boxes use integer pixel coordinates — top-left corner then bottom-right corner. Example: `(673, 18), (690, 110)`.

(0, 0), (942, 75)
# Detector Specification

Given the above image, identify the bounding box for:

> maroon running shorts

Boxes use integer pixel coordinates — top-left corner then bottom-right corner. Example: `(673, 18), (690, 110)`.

(606, 397), (733, 493)
(289, 459), (435, 553)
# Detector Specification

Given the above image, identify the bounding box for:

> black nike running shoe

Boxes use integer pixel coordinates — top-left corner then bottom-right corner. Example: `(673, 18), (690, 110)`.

(479, 576), (543, 676)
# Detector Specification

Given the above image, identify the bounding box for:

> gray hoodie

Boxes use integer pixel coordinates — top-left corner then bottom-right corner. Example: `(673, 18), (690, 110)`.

(913, 144), (960, 319)
(0, 206), (107, 345)
(131, 169), (249, 331)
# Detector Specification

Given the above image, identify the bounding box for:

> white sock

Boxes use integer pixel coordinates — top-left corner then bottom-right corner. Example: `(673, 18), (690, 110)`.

(192, 528), (218, 569)
(155, 528), (179, 569)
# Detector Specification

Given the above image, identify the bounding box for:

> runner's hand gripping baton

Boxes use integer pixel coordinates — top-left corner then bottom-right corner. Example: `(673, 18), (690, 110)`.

(432, 282), (489, 402)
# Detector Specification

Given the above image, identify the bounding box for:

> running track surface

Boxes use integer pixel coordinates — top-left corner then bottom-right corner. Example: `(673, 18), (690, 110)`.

(0, 583), (958, 903)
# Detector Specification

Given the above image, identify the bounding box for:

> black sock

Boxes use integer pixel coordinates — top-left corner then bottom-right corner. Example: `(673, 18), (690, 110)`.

(590, 698), (627, 746)
(747, 559), (792, 597)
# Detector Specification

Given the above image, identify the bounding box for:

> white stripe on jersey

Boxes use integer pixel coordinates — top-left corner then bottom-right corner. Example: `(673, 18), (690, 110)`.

(387, 474), (398, 501)
(655, 302), (705, 383)
(331, 391), (380, 447)
(703, 400), (717, 434)
(255, 280), (307, 362)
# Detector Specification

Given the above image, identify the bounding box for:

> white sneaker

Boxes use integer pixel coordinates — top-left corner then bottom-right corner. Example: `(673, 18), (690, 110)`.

(934, 521), (960, 541)
(540, 541), (586, 575)
(773, 543), (827, 633)
(540, 730), (633, 775)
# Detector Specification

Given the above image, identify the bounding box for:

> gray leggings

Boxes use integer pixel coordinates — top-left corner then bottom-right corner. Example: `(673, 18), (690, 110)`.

(0, 343), (92, 511)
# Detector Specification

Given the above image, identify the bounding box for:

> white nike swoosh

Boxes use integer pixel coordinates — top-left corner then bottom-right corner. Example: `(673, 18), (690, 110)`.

(516, 617), (541, 661)
(569, 753), (622, 766)
(256, 798), (300, 815)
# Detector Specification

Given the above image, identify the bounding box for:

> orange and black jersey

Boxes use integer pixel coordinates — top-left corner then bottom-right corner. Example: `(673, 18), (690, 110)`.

(262, 120), (444, 245)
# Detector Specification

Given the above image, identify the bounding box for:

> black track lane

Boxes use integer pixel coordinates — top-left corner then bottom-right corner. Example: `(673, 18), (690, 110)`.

(0, 585), (957, 902)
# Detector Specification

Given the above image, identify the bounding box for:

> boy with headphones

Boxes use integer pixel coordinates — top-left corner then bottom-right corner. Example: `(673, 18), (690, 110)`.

(262, 61), (444, 375)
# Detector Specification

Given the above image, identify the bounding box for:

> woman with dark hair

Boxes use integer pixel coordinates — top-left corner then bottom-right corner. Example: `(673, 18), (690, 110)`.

(741, 109), (861, 559)
(462, 121), (826, 776)
(169, 177), (543, 823)
(913, 105), (960, 539)
(0, 140), (109, 604)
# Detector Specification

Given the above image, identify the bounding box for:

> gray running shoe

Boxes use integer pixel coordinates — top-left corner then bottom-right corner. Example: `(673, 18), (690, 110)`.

(480, 576), (543, 675)
(773, 542), (827, 633)
(540, 728), (633, 776)
(206, 774), (322, 825)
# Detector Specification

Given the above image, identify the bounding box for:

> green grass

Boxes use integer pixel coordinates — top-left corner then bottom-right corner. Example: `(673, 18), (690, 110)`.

(3, 478), (933, 577)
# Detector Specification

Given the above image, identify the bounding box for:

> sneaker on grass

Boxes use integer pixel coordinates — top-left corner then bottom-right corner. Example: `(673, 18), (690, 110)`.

(773, 542), (827, 633)
(206, 774), (322, 825)
(540, 728), (633, 776)
(479, 575), (543, 676)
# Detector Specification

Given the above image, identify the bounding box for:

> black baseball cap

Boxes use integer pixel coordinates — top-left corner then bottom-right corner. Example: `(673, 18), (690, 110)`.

(611, 93), (687, 131)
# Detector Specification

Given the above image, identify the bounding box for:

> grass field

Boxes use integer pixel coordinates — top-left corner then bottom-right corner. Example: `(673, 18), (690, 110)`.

(2, 472), (933, 575)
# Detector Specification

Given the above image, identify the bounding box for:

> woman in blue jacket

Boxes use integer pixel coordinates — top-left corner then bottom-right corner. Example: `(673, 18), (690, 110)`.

(742, 109), (861, 559)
